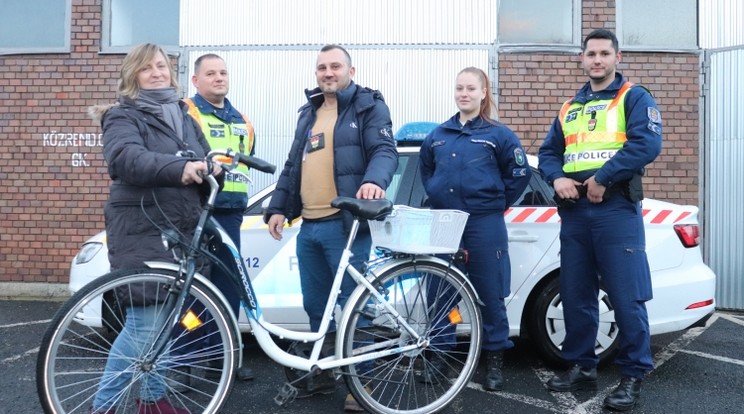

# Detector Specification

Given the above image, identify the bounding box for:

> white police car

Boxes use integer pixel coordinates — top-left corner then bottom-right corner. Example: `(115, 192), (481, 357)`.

(69, 124), (716, 367)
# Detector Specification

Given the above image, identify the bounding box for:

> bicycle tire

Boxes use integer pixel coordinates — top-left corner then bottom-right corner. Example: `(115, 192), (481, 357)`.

(339, 258), (483, 414)
(36, 267), (239, 414)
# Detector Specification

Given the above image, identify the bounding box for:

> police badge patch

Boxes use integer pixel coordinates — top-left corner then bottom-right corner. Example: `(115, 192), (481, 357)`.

(514, 148), (526, 166)
(232, 126), (248, 136)
(647, 122), (662, 135)
(647, 107), (661, 123)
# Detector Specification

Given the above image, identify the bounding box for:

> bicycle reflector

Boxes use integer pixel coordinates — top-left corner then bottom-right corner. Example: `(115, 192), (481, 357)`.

(448, 308), (463, 325)
(181, 310), (203, 331)
(214, 155), (232, 164)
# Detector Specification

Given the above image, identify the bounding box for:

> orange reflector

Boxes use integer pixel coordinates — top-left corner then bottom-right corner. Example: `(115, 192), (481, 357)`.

(181, 310), (203, 331)
(448, 308), (463, 325)
(214, 155), (232, 164)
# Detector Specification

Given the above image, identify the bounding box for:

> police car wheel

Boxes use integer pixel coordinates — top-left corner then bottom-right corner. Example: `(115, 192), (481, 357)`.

(526, 276), (620, 368)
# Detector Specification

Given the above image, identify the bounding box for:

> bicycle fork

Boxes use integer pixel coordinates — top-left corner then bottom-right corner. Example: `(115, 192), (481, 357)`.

(141, 257), (198, 369)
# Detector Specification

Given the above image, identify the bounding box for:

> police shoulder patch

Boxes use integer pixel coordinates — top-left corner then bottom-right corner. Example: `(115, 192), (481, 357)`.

(513, 167), (527, 177)
(514, 148), (526, 166)
(647, 107), (661, 123)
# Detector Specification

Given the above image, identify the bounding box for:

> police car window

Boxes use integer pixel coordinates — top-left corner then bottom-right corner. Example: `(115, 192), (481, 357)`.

(385, 156), (409, 203)
(514, 168), (553, 206)
(245, 187), (274, 215)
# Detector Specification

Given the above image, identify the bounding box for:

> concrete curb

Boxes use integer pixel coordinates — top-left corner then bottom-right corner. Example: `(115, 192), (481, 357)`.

(0, 282), (69, 301)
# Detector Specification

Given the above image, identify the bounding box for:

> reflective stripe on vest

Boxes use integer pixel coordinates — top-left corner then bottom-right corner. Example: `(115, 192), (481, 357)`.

(559, 82), (633, 173)
(183, 98), (255, 194)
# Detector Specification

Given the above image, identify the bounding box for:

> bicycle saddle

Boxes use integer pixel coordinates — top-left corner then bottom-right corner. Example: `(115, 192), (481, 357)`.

(330, 196), (393, 221)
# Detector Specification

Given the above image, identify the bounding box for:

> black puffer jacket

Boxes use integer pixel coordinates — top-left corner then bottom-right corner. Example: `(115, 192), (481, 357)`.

(90, 97), (213, 304)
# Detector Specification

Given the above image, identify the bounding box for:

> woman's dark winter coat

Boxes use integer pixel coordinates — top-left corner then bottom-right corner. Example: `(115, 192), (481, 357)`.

(90, 98), (213, 305)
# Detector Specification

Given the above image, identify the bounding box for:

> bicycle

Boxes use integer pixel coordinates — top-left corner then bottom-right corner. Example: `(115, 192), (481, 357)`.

(36, 149), (483, 414)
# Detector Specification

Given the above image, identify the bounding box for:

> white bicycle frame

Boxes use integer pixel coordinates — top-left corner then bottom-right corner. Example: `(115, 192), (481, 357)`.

(148, 219), (431, 375)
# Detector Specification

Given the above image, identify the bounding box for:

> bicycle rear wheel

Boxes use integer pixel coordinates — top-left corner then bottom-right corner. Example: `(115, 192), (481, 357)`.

(36, 268), (239, 414)
(340, 258), (482, 414)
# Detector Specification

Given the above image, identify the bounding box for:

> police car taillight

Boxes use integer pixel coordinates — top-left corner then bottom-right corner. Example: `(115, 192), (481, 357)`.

(674, 224), (700, 248)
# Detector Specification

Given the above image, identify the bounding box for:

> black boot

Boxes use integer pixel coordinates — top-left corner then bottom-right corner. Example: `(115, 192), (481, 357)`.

(421, 353), (449, 384)
(545, 364), (597, 392)
(484, 351), (504, 391)
(236, 365), (255, 381)
(603, 377), (642, 411)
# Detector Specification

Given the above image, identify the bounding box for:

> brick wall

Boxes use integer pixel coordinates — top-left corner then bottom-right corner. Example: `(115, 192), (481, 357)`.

(0, 1), (117, 284)
(0, 0), (701, 286)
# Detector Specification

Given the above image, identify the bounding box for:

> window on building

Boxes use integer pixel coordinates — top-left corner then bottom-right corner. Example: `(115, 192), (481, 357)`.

(103, 0), (179, 51)
(0, 0), (70, 54)
(497, 0), (579, 45)
(618, 0), (697, 50)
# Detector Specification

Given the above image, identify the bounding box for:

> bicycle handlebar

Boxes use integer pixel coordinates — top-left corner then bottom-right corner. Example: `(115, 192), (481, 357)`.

(235, 152), (276, 174)
(199, 149), (277, 210)
(209, 148), (276, 175)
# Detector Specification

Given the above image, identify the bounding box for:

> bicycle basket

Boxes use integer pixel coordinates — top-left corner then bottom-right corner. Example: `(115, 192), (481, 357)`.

(368, 205), (469, 254)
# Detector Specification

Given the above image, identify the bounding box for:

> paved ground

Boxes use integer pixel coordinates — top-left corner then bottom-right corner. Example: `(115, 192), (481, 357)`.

(3, 299), (743, 413)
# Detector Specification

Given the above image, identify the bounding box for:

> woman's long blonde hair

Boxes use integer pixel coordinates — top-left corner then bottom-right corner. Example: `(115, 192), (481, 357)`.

(117, 43), (179, 99)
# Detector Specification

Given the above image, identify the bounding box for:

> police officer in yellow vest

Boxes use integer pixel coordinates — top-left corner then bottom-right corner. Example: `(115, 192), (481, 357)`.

(183, 53), (256, 382)
(538, 29), (662, 411)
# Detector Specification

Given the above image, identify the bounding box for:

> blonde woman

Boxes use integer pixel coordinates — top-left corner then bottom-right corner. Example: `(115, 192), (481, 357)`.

(88, 43), (219, 414)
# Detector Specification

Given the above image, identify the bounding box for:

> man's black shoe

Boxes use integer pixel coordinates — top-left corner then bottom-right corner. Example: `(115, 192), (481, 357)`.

(484, 351), (504, 391)
(420, 354), (449, 384)
(236, 365), (255, 381)
(603, 377), (642, 411)
(545, 364), (597, 392)
(295, 370), (337, 398)
(204, 360), (255, 381)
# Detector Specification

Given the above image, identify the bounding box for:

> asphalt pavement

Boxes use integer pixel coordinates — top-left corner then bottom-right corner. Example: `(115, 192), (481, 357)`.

(2, 299), (743, 413)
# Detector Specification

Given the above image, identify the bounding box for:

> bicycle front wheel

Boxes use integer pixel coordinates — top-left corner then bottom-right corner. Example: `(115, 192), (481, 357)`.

(36, 268), (239, 414)
(340, 258), (483, 414)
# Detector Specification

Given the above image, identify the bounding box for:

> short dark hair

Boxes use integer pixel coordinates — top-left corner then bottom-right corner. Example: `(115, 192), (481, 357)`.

(194, 53), (223, 74)
(582, 29), (619, 52)
(319, 44), (352, 66)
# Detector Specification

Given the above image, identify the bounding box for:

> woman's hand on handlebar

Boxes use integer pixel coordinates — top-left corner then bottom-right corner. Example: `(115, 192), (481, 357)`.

(181, 161), (222, 185)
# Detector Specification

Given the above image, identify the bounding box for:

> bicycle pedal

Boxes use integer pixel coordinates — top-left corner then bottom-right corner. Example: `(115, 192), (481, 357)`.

(273, 383), (298, 407)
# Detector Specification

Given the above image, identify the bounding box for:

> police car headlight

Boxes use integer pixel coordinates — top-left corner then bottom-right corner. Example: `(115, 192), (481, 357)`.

(75, 242), (103, 265)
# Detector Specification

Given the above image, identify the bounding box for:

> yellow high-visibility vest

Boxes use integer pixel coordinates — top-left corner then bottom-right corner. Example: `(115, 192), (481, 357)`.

(184, 98), (255, 195)
(559, 82), (633, 173)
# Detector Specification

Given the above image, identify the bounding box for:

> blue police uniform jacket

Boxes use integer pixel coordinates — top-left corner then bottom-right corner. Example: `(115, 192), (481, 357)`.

(538, 73), (662, 187)
(419, 114), (531, 214)
(266, 81), (398, 229)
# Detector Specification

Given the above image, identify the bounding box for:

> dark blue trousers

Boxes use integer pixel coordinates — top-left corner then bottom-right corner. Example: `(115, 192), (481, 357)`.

(296, 219), (371, 332)
(558, 195), (654, 378)
(430, 213), (513, 352)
